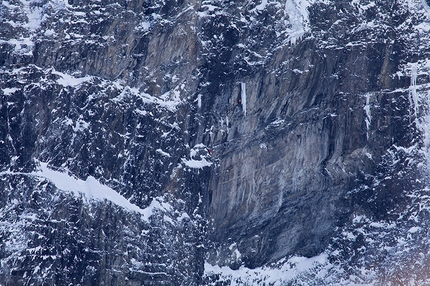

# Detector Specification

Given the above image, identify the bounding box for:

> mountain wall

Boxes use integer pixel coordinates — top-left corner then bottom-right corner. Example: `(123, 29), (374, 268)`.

(1, 0), (430, 285)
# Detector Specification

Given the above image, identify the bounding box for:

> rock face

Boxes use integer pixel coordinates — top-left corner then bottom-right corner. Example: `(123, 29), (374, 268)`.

(1, 0), (430, 285)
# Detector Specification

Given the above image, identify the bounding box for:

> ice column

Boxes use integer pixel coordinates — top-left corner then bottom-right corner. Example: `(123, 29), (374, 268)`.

(363, 93), (372, 139)
(241, 82), (247, 116)
(409, 61), (430, 169)
(197, 94), (202, 109)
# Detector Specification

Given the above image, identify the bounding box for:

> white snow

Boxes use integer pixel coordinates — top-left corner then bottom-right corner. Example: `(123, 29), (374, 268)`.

(0, 162), (172, 222)
(408, 226), (421, 233)
(405, 60), (430, 168)
(205, 253), (329, 286)
(255, 0), (269, 11)
(156, 148), (171, 157)
(135, 21), (151, 32)
(52, 70), (93, 87)
(2, 87), (20, 95)
(284, 0), (314, 43)
(1, 38), (35, 55)
(266, 118), (286, 129)
(1, 0), (48, 56)
(32, 163), (164, 220)
(410, 63), (419, 117)
(197, 94), (203, 108)
(423, 0), (430, 14)
(114, 85), (183, 112)
(240, 82), (247, 116)
(24, 4), (43, 31)
(182, 158), (212, 169)
(232, 249), (242, 260)
(363, 93), (372, 138)
(64, 116), (90, 132)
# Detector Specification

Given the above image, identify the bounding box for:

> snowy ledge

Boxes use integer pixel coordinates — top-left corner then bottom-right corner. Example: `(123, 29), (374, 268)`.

(204, 254), (330, 285)
(0, 162), (171, 222)
(182, 158), (213, 169)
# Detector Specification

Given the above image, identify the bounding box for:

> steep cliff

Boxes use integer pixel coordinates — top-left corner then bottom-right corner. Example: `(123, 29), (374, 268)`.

(1, 0), (430, 285)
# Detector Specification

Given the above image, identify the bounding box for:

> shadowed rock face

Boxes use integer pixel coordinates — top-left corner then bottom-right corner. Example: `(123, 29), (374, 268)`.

(202, 0), (424, 269)
(1, 0), (430, 285)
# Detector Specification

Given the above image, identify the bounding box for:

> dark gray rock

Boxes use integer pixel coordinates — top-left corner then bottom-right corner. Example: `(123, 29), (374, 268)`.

(1, 0), (430, 285)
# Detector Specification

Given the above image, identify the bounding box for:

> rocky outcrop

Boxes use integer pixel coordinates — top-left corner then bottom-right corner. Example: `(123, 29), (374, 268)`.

(1, 0), (430, 285)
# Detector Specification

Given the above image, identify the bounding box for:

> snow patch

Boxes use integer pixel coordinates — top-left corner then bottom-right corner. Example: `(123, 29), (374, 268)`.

(255, 0), (269, 11)
(18, 162), (171, 222)
(2, 87), (20, 95)
(408, 226), (421, 233)
(52, 70), (93, 87)
(156, 149), (171, 157)
(182, 158), (212, 169)
(1, 38), (35, 55)
(284, 0), (314, 43)
(205, 253), (329, 285)
(114, 85), (183, 112)
(135, 21), (151, 33)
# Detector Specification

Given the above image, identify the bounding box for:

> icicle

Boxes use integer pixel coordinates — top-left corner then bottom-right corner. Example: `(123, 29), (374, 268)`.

(363, 93), (372, 139)
(197, 94), (202, 109)
(410, 63), (419, 117)
(407, 60), (430, 171)
(240, 82), (247, 116)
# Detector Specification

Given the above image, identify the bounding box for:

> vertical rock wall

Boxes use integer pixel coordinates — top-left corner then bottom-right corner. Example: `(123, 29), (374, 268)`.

(1, 0), (430, 284)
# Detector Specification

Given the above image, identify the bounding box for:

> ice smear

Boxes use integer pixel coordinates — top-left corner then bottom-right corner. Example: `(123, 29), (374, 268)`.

(27, 162), (170, 222)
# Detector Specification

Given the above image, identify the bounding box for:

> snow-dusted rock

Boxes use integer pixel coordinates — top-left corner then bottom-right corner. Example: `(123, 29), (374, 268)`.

(2, 0), (430, 285)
